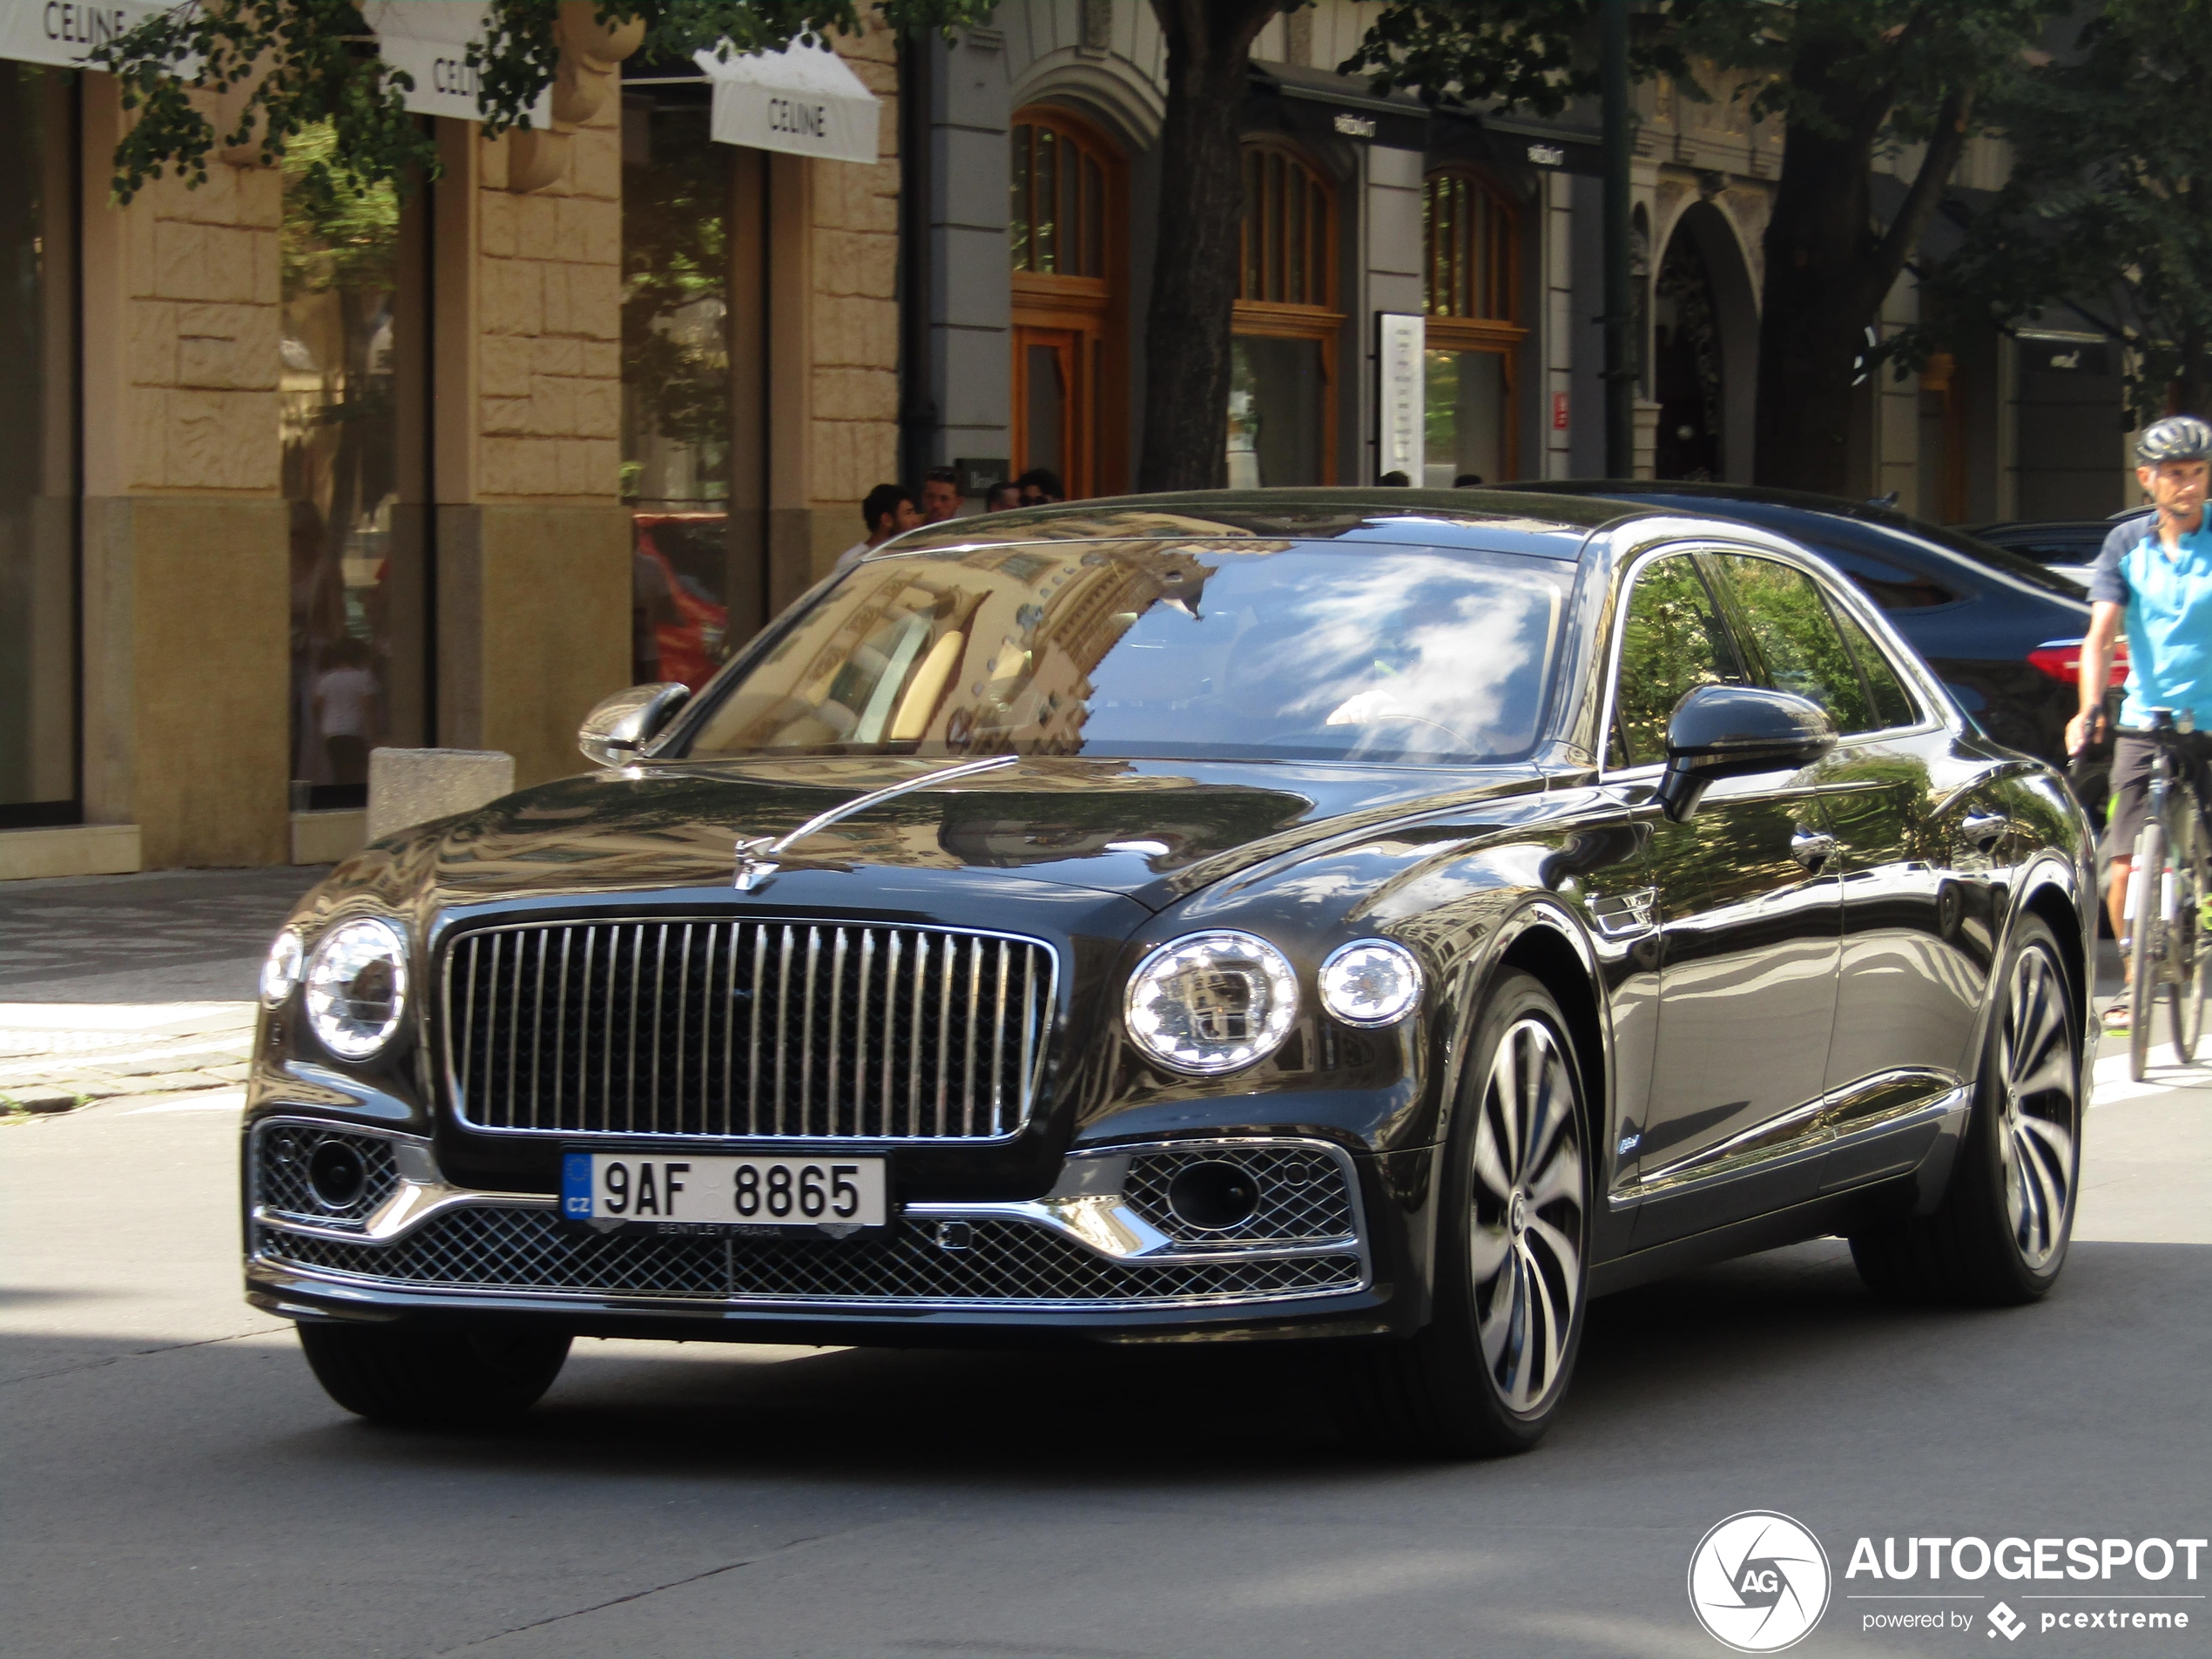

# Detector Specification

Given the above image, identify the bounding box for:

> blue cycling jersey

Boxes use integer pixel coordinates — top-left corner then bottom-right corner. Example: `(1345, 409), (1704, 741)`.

(2088, 511), (2212, 727)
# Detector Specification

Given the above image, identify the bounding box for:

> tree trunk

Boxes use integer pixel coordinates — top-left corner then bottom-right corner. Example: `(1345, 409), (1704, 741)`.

(1755, 51), (1973, 496)
(1137, 0), (1279, 492)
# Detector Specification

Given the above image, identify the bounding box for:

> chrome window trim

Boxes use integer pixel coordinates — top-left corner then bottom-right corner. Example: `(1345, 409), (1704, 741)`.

(1595, 537), (1951, 787)
(435, 915), (1062, 1145)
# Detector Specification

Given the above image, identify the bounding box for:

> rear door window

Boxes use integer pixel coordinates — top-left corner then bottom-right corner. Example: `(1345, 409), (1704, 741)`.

(1829, 604), (1922, 730)
(1706, 554), (1881, 734)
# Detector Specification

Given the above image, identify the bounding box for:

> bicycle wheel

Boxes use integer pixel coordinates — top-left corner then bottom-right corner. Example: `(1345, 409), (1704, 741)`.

(2128, 818), (2164, 1081)
(2170, 810), (2206, 1064)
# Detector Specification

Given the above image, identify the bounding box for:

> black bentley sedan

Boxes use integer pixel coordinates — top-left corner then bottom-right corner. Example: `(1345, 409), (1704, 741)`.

(247, 490), (2095, 1456)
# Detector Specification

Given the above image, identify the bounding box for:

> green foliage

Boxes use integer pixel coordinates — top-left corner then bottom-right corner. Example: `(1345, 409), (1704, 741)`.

(1909, 0), (2212, 416)
(1339, 0), (1683, 114)
(623, 106), (730, 461)
(92, 0), (996, 202)
(92, 0), (432, 208)
(280, 120), (398, 299)
(1340, 1), (2055, 142)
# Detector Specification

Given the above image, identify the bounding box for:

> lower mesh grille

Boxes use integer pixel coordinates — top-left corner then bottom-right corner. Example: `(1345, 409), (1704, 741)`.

(257, 1208), (1363, 1306)
(253, 1124), (401, 1231)
(1122, 1146), (1357, 1245)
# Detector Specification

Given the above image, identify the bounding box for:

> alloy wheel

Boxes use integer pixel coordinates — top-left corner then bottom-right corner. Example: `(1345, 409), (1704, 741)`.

(1468, 1016), (1586, 1413)
(1994, 946), (2079, 1271)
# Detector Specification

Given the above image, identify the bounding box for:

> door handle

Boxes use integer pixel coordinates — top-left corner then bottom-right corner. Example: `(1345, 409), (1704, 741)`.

(1791, 829), (1838, 872)
(1960, 813), (2007, 851)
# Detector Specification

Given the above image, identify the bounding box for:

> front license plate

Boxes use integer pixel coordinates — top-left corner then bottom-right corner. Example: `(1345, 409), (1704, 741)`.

(561, 1153), (887, 1230)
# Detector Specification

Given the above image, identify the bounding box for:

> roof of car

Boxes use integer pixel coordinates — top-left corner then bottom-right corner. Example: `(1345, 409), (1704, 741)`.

(1495, 477), (2091, 600)
(885, 488), (1640, 563)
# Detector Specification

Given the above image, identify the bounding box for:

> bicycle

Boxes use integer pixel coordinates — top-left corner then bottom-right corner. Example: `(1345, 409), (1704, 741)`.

(2122, 707), (2211, 1080)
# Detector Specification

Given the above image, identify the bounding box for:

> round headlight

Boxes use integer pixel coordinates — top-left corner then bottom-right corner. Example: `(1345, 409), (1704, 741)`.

(260, 927), (305, 1007)
(304, 917), (409, 1060)
(1124, 929), (1299, 1074)
(1318, 939), (1424, 1028)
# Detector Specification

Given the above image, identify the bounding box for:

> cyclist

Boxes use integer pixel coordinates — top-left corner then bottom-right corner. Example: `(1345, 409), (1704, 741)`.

(2067, 414), (2212, 1031)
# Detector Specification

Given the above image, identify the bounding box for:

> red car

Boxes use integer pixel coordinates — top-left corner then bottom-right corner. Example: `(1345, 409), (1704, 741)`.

(632, 513), (731, 691)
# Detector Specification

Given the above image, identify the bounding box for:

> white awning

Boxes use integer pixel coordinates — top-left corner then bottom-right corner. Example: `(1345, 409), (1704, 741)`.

(363, 1), (549, 125)
(2, 2), (166, 70)
(696, 40), (880, 166)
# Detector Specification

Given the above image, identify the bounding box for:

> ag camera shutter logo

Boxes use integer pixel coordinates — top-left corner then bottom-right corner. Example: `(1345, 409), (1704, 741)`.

(1689, 1511), (1832, 1652)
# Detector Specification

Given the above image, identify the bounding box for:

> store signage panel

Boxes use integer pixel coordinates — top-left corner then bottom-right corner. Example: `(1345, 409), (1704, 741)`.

(700, 42), (880, 165)
(1378, 314), (1425, 483)
(364, 2), (549, 125)
(3, 2), (166, 69)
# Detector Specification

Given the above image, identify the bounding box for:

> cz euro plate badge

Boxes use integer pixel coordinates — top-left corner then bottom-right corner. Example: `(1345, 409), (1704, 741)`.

(562, 1152), (887, 1238)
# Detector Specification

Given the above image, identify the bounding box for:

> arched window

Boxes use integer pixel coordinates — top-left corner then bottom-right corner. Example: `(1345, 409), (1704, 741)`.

(1009, 109), (1124, 496)
(1230, 138), (1340, 487)
(1011, 118), (1106, 280)
(1425, 169), (1517, 324)
(1421, 168), (1526, 487)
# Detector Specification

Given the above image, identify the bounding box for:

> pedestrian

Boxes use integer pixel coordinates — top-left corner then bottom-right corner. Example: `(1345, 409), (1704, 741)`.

(312, 636), (379, 786)
(1454, 473), (1485, 488)
(1015, 468), (1065, 506)
(1379, 470), (1410, 487)
(984, 479), (1023, 512)
(919, 466), (963, 524)
(2066, 414), (2212, 1032)
(836, 483), (921, 573)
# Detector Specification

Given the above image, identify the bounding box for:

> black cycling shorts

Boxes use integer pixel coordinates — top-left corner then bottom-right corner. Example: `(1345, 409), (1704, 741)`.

(2101, 728), (2212, 864)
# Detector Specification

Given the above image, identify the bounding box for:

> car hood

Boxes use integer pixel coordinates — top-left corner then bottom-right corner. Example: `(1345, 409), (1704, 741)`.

(409, 754), (1551, 914)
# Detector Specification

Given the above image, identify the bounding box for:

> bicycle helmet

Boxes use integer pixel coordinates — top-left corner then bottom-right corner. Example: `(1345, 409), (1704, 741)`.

(2134, 414), (2212, 464)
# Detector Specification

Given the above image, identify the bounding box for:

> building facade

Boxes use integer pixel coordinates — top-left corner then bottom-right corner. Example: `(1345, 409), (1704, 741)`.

(0, 0), (904, 879)
(900, 0), (2141, 521)
(3, 0), (2146, 879)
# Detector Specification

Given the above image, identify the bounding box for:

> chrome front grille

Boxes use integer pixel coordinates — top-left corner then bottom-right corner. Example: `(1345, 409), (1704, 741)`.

(255, 1210), (1365, 1307)
(443, 920), (1055, 1141)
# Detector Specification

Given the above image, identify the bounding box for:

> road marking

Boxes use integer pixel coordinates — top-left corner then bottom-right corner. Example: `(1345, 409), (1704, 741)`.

(124, 1089), (246, 1116)
(2091, 1047), (2212, 1106)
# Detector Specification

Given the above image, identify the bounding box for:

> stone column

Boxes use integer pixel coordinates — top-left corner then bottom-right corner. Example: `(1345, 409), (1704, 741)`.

(435, 7), (637, 790)
(78, 76), (289, 869)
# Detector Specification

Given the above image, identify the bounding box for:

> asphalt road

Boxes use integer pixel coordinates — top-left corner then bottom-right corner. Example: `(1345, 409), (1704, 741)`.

(2, 931), (2207, 1659)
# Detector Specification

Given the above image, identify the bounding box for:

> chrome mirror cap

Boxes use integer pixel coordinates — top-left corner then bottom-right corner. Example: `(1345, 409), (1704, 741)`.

(577, 682), (690, 769)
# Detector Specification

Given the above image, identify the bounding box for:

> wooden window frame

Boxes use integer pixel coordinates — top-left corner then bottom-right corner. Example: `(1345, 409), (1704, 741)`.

(1232, 135), (1343, 485)
(1424, 166), (1527, 481)
(1010, 106), (1128, 496)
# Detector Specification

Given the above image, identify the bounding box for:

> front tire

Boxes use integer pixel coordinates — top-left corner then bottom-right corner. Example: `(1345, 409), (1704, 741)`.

(1850, 915), (2080, 1305)
(1352, 971), (1590, 1456)
(297, 1321), (571, 1427)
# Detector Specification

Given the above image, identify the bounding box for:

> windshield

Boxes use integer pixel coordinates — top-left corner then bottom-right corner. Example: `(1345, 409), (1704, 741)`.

(678, 540), (1572, 765)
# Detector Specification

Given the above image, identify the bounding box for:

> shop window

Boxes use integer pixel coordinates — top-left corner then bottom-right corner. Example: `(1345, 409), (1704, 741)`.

(1230, 139), (1339, 487)
(281, 124), (428, 810)
(624, 89), (743, 691)
(1010, 110), (1123, 497)
(1422, 168), (1525, 487)
(0, 67), (78, 827)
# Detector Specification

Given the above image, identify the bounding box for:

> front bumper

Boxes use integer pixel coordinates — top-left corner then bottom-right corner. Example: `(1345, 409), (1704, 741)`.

(243, 1119), (1418, 1344)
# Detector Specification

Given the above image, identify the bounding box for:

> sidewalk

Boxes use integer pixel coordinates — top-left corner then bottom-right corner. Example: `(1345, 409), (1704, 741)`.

(0, 867), (326, 1113)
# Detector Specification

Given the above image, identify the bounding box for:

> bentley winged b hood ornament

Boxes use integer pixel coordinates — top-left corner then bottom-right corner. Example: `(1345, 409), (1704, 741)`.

(733, 752), (1019, 891)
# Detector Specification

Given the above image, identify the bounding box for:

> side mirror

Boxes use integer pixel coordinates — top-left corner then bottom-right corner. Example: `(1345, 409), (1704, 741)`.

(577, 682), (691, 769)
(1656, 684), (1836, 822)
